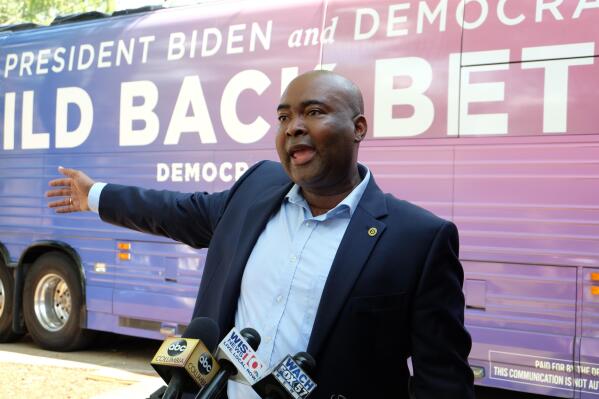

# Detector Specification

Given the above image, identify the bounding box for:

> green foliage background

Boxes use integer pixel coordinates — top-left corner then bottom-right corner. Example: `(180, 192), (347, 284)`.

(0, 0), (115, 26)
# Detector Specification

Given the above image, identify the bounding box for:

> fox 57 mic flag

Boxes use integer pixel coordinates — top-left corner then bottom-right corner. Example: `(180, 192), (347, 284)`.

(216, 327), (265, 384)
(254, 354), (317, 399)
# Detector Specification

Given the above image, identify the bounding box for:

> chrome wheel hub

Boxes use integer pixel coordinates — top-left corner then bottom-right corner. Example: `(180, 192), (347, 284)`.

(34, 274), (71, 332)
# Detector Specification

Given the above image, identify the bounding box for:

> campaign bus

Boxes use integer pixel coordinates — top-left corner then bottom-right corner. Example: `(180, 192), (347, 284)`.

(0, 0), (598, 396)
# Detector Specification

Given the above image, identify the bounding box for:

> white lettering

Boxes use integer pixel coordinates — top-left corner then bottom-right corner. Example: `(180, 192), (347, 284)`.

(97, 41), (114, 68)
(417, 0), (448, 33)
(20, 52), (34, 77)
(172, 162), (183, 182)
(36, 49), (51, 74)
(387, 3), (411, 37)
(116, 39), (134, 66)
(51, 48), (66, 73)
(521, 42), (595, 133)
(573, 0), (599, 18)
(22, 91), (50, 149)
(250, 21), (272, 51)
(374, 57), (433, 137)
(536, 0), (564, 22)
(227, 24), (246, 55)
(457, 0), (489, 30)
(321, 17), (338, 44)
(498, 0), (525, 25)
(202, 28), (222, 57)
(455, 50), (510, 135)
(55, 87), (93, 148)
(156, 162), (249, 182)
(138, 35), (155, 63)
(168, 32), (186, 61)
(157, 163), (169, 182)
(77, 44), (94, 70)
(4, 53), (17, 78)
(120, 80), (160, 146)
(221, 70), (270, 144)
(164, 75), (217, 145)
(220, 162), (233, 182)
(354, 8), (380, 40)
(3, 92), (15, 150)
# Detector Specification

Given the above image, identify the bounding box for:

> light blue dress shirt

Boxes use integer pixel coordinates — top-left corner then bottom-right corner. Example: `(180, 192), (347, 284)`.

(87, 167), (371, 399)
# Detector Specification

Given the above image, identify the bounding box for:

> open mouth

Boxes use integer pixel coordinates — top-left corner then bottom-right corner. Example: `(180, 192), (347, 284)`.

(289, 145), (316, 166)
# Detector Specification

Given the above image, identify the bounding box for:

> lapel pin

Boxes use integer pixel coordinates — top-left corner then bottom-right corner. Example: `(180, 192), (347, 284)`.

(368, 227), (377, 237)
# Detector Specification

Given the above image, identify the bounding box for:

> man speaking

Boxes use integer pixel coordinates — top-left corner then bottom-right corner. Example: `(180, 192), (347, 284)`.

(47, 71), (474, 398)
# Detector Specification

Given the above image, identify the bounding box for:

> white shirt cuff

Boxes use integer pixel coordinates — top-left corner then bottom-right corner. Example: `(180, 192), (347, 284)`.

(88, 182), (107, 213)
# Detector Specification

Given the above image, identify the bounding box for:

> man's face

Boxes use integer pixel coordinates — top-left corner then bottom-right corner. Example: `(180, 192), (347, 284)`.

(275, 74), (364, 193)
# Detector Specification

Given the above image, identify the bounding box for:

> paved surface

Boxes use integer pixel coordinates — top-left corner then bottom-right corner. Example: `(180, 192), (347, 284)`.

(0, 333), (159, 374)
(0, 334), (555, 398)
(0, 333), (164, 398)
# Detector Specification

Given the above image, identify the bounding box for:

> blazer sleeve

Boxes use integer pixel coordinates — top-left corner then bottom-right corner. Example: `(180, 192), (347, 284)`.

(97, 161), (266, 249)
(410, 221), (475, 398)
(98, 185), (229, 249)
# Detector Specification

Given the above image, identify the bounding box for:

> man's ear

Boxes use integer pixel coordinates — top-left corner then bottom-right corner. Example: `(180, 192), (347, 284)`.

(353, 114), (367, 143)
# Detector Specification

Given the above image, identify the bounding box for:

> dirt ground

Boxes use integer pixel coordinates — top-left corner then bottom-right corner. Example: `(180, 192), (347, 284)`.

(0, 334), (163, 399)
(0, 363), (134, 399)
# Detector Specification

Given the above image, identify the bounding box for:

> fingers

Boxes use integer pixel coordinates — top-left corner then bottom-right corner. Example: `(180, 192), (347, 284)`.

(48, 178), (72, 188)
(46, 188), (71, 198)
(48, 166), (87, 213)
(58, 166), (77, 177)
(48, 197), (75, 213)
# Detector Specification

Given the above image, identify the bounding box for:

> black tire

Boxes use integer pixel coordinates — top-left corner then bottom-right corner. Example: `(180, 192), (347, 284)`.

(0, 263), (22, 342)
(23, 251), (93, 351)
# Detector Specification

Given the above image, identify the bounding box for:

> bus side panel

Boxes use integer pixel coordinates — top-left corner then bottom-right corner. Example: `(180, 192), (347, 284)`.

(580, 268), (599, 398)
(464, 261), (576, 398)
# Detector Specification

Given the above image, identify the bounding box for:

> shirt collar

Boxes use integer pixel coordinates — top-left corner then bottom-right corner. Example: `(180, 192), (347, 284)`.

(285, 164), (371, 219)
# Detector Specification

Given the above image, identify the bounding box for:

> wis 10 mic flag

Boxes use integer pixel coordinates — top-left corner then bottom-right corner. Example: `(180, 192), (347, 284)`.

(195, 327), (264, 399)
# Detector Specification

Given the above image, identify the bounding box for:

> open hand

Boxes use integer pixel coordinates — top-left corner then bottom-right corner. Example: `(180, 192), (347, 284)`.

(47, 166), (95, 213)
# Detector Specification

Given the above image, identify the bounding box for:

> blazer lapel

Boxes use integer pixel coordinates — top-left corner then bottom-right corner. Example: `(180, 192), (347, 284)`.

(220, 181), (293, 328)
(307, 177), (388, 357)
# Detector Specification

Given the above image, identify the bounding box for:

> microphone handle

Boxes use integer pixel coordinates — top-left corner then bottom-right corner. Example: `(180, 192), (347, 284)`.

(162, 372), (183, 399)
(195, 368), (231, 399)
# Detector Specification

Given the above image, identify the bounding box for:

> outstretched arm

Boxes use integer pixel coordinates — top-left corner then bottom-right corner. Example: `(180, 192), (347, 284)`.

(46, 165), (228, 248)
(97, 184), (229, 248)
(46, 162), (265, 248)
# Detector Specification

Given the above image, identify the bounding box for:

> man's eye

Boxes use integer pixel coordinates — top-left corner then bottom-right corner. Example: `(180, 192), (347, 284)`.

(278, 115), (288, 122)
(307, 109), (322, 116)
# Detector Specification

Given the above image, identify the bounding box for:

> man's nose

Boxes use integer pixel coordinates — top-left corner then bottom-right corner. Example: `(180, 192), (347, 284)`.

(285, 116), (307, 136)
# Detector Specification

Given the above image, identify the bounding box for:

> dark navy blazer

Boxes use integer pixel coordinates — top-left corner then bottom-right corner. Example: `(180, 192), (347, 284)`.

(99, 161), (474, 398)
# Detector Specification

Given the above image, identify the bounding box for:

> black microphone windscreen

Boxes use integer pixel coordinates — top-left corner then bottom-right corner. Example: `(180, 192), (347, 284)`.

(293, 352), (316, 375)
(240, 327), (261, 350)
(182, 317), (220, 352)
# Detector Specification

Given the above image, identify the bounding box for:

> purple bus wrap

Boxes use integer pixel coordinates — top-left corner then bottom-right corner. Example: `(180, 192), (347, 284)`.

(0, 0), (598, 396)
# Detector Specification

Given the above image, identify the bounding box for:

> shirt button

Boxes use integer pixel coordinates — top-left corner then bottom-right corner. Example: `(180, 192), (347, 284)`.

(276, 295), (283, 303)
(290, 255), (297, 263)
(304, 221), (312, 227)
(265, 336), (272, 343)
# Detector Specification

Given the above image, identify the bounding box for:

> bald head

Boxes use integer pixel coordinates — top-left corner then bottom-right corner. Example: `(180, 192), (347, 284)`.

(283, 70), (364, 116)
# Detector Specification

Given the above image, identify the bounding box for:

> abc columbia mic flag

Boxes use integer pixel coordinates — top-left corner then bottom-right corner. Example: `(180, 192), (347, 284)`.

(151, 336), (220, 391)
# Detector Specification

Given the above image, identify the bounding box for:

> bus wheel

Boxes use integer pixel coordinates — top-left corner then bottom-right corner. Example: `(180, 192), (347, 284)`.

(0, 263), (22, 342)
(23, 252), (92, 351)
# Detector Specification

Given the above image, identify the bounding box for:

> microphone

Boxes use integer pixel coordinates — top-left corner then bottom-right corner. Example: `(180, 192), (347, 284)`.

(252, 352), (317, 399)
(195, 327), (264, 399)
(150, 317), (220, 399)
